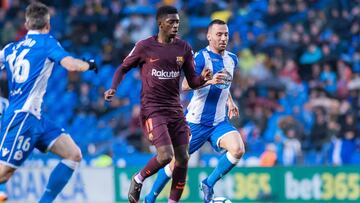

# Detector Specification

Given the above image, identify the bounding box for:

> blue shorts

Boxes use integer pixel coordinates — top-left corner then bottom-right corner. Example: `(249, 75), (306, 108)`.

(0, 112), (65, 168)
(188, 120), (238, 154)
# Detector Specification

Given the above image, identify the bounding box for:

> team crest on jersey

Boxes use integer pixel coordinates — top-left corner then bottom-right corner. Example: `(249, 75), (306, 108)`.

(176, 56), (184, 66)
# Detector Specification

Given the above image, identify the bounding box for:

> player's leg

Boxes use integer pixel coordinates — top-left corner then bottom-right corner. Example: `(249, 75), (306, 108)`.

(169, 144), (189, 203)
(167, 118), (194, 203)
(0, 166), (15, 185)
(0, 115), (9, 201)
(144, 158), (175, 203)
(135, 144), (174, 183)
(0, 116), (7, 202)
(203, 122), (245, 193)
(130, 144), (174, 203)
(0, 183), (7, 202)
(206, 131), (244, 185)
(0, 113), (34, 184)
(129, 117), (174, 203)
(145, 122), (211, 203)
(36, 117), (82, 203)
(39, 133), (82, 203)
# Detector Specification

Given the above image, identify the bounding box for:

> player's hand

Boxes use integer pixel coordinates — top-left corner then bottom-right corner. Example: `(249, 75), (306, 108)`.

(202, 68), (213, 81)
(208, 72), (227, 85)
(86, 59), (98, 74)
(228, 100), (239, 119)
(104, 88), (116, 101)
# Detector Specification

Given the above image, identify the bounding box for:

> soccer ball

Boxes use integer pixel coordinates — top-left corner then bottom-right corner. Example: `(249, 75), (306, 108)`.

(210, 197), (232, 203)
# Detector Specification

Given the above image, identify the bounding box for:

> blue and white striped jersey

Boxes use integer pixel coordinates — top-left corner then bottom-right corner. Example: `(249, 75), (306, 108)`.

(0, 31), (70, 121)
(186, 46), (238, 126)
(0, 97), (8, 116)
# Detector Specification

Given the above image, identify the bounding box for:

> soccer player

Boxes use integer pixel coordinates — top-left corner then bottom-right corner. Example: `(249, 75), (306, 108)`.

(0, 96), (8, 202)
(0, 2), (97, 203)
(104, 6), (225, 203)
(144, 19), (245, 203)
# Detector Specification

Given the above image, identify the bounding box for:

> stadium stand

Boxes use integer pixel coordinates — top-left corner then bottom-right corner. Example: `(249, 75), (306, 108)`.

(1, 0), (360, 167)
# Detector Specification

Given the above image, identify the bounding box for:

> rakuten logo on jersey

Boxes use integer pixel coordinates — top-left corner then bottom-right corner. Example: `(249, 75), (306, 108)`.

(151, 69), (180, 80)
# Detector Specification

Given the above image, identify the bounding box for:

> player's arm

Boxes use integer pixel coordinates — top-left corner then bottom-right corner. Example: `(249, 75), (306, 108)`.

(227, 61), (239, 119)
(181, 68), (225, 91)
(182, 50), (204, 91)
(227, 92), (239, 119)
(104, 42), (144, 101)
(60, 57), (97, 72)
(182, 63), (207, 89)
(182, 45), (208, 89)
(181, 77), (191, 91)
(182, 49), (226, 91)
(47, 38), (97, 73)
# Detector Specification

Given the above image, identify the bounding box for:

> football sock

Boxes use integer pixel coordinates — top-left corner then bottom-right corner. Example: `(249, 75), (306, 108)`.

(206, 152), (239, 187)
(169, 163), (187, 201)
(145, 164), (172, 203)
(0, 183), (6, 193)
(39, 159), (78, 203)
(139, 156), (165, 183)
(134, 173), (144, 184)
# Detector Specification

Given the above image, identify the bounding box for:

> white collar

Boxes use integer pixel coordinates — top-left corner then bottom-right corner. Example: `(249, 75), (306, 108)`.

(206, 46), (226, 57)
(27, 30), (41, 35)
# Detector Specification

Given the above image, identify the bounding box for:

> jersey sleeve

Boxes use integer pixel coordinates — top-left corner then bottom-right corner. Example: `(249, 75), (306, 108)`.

(111, 41), (145, 90)
(228, 52), (239, 68)
(120, 41), (145, 71)
(182, 43), (205, 89)
(46, 37), (71, 63)
(0, 43), (12, 67)
(194, 51), (205, 75)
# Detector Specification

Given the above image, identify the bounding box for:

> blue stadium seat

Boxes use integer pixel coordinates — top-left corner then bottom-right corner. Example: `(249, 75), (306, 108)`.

(350, 152), (360, 165)
(122, 6), (156, 15)
(189, 17), (212, 28)
(304, 151), (318, 166)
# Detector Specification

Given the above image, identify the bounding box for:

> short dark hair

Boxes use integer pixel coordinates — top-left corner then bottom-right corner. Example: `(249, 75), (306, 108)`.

(25, 2), (50, 30)
(208, 19), (226, 30)
(156, 5), (178, 22)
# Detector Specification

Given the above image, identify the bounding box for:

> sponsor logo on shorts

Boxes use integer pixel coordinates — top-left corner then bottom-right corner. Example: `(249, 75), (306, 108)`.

(14, 150), (23, 161)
